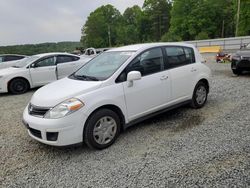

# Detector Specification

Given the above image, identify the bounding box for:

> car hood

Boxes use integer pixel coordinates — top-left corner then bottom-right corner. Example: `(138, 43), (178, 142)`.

(0, 67), (24, 76)
(31, 77), (103, 107)
(236, 50), (250, 57)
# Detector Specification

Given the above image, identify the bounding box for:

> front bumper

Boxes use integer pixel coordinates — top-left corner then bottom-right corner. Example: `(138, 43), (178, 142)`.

(231, 58), (250, 70)
(22, 106), (88, 146)
(0, 78), (8, 93)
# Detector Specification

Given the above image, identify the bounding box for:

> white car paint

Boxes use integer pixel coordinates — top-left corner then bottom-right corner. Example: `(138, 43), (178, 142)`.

(23, 43), (211, 147)
(0, 53), (89, 93)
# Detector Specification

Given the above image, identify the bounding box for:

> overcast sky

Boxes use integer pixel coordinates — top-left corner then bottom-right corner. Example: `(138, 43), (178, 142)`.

(0, 0), (144, 46)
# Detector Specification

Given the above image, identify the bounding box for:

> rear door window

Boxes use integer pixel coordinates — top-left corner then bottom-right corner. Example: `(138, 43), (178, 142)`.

(165, 46), (195, 68)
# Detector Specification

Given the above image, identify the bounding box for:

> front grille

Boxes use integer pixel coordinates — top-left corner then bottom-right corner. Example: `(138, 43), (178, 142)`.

(28, 104), (50, 117)
(29, 127), (42, 139)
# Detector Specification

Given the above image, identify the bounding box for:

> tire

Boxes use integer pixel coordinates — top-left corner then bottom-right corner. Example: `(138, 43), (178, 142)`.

(232, 69), (241, 75)
(9, 78), (29, 94)
(84, 109), (121, 150)
(191, 81), (208, 109)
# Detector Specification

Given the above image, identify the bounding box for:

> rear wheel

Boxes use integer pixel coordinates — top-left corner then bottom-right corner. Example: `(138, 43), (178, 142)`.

(191, 82), (208, 109)
(9, 78), (29, 94)
(84, 109), (121, 150)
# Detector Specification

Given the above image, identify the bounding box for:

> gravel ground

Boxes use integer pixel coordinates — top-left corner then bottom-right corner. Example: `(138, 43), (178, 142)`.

(0, 59), (250, 187)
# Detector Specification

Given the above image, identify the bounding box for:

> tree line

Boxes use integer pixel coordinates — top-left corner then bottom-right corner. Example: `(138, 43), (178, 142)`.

(0, 42), (81, 56)
(81, 0), (250, 48)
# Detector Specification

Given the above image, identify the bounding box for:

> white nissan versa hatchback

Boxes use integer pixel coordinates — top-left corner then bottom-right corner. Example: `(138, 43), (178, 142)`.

(23, 43), (211, 149)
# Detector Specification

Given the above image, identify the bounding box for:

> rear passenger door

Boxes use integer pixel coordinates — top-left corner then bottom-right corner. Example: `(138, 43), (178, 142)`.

(165, 46), (197, 101)
(56, 55), (81, 79)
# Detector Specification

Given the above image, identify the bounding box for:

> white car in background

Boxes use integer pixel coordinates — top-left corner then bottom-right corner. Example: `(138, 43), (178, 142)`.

(0, 54), (27, 69)
(23, 43), (211, 149)
(0, 53), (89, 94)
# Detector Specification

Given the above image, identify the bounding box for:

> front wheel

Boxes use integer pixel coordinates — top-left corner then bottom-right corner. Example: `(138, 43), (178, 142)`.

(232, 69), (241, 75)
(9, 78), (29, 94)
(191, 82), (208, 109)
(84, 109), (121, 150)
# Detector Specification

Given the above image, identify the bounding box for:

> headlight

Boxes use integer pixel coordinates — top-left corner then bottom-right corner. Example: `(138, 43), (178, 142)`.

(44, 98), (84, 119)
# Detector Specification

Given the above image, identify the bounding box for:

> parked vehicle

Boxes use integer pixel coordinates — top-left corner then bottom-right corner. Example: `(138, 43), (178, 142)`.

(231, 43), (250, 75)
(0, 53), (88, 94)
(0, 54), (27, 69)
(22, 43), (211, 149)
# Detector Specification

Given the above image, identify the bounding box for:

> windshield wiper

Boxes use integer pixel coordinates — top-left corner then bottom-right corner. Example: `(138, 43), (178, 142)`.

(73, 74), (99, 81)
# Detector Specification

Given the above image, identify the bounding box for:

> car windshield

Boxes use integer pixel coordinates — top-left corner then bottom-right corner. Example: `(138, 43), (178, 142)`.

(71, 51), (135, 81)
(13, 56), (40, 68)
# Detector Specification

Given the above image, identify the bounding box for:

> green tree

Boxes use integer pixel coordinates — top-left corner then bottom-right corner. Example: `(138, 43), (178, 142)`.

(116, 5), (143, 45)
(237, 0), (250, 36)
(165, 0), (235, 41)
(142, 0), (172, 41)
(81, 5), (122, 48)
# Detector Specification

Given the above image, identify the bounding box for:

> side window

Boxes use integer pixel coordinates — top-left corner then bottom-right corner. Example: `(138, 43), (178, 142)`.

(56, 55), (78, 64)
(165, 46), (195, 68)
(5, 56), (22, 61)
(0, 57), (3, 63)
(126, 48), (163, 76)
(35, 57), (55, 67)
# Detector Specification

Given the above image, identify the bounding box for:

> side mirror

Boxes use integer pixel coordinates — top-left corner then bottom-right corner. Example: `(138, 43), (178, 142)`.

(127, 71), (141, 87)
(30, 64), (36, 68)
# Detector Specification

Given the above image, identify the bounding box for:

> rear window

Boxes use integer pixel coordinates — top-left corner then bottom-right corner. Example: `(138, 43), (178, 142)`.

(5, 55), (24, 61)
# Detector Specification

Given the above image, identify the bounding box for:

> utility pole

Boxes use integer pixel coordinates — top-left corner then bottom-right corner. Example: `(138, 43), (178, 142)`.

(221, 20), (225, 38)
(108, 25), (111, 47)
(235, 0), (241, 37)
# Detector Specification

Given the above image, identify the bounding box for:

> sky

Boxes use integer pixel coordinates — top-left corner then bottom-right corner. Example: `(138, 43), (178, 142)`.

(0, 0), (144, 46)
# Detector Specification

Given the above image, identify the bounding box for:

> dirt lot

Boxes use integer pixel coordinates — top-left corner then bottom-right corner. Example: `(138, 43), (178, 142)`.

(0, 59), (250, 187)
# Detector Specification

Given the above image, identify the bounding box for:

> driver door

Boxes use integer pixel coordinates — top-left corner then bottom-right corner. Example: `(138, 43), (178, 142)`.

(122, 48), (171, 121)
(29, 56), (57, 86)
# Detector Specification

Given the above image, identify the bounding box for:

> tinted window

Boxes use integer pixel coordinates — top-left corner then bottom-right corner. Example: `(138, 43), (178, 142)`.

(0, 57), (3, 63)
(165, 47), (195, 68)
(5, 55), (24, 61)
(35, 57), (55, 67)
(127, 48), (163, 76)
(184, 47), (195, 63)
(56, 55), (79, 64)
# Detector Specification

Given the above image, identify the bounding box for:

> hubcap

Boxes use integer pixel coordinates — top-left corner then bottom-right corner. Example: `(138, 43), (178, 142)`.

(14, 81), (25, 92)
(196, 85), (207, 105)
(93, 116), (117, 145)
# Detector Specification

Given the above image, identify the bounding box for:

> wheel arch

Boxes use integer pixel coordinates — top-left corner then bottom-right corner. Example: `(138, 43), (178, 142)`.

(84, 104), (126, 132)
(198, 78), (209, 93)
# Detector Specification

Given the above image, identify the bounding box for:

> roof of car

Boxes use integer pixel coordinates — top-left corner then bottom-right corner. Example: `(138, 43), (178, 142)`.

(108, 42), (195, 52)
(0, 54), (27, 57)
(34, 52), (79, 58)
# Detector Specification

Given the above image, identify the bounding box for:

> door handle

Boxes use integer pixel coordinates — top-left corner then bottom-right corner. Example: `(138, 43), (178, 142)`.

(160, 75), (168, 80)
(191, 68), (197, 72)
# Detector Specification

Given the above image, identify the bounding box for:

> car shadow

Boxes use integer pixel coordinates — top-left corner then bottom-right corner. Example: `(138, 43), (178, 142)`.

(31, 105), (204, 155)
